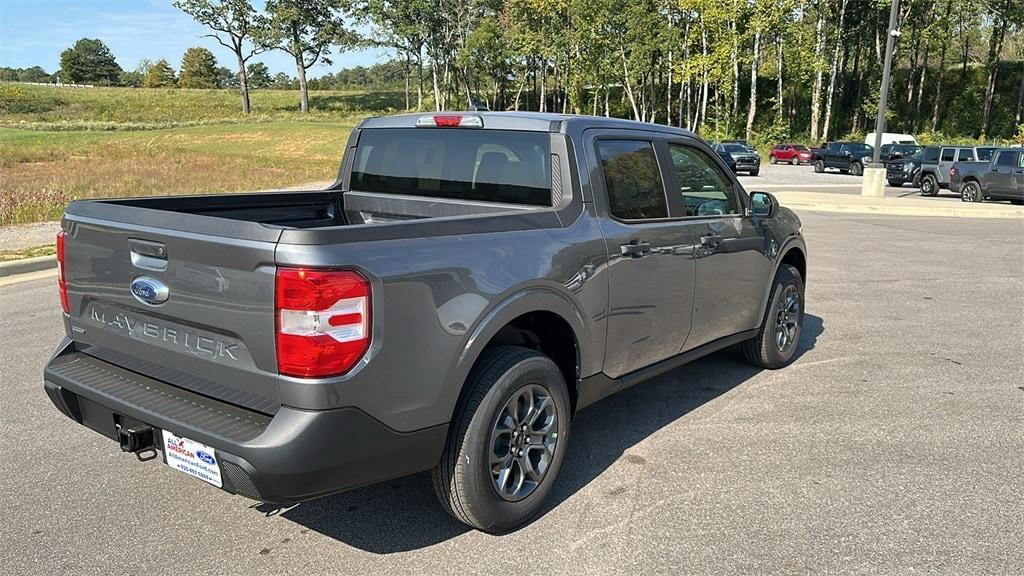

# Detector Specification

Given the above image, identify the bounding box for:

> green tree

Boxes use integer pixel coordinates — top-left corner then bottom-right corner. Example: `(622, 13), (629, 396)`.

(215, 66), (238, 88)
(246, 62), (273, 88)
(143, 59), (177, 88)
(174, 0), (267, 112)
(179, 47), (219, 88)
(257, 0), (356, 112)
(58, 38), (123, 85)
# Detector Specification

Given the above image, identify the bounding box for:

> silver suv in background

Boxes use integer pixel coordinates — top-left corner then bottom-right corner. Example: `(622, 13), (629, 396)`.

(918, 145), (1000, 196)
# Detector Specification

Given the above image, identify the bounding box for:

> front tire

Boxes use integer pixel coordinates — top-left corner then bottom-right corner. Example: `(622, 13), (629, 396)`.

(814, 160), (824, 173)
(887, 179), (903, 187)
(851, 161), (863, 176)
(749, 168), (760, 176)
(740, 264), (804, 369)
(432, 346), (571, 533)
(960, 181), (983, 203)
(769, 155), (777, 164)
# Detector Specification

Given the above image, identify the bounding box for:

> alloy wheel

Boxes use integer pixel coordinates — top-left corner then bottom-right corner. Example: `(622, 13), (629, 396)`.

(774, 284), (801, 353)
(489, 384), (558, 502)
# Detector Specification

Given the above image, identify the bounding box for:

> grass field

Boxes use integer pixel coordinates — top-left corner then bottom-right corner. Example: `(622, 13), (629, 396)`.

(0, 84), (403, 226)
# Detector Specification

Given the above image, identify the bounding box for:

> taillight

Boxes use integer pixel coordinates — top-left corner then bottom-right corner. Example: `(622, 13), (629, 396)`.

(950, 165), (956, 178)
(56, 231), (68, 314)
(275, 268), (371, 378)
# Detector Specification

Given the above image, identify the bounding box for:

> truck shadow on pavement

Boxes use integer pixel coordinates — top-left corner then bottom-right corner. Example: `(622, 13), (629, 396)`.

(263, 314), (824, 553)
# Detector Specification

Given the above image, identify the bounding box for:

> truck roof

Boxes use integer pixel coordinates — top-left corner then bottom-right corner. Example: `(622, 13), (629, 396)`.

(358, 111), (699, 139)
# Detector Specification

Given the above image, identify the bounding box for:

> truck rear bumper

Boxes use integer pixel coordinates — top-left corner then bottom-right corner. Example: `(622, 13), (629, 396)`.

(43, 338), (447, 504)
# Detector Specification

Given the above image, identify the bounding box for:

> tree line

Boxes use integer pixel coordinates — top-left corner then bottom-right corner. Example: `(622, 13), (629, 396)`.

(5, 0), (1022, 141)
(355, 0), (1022, 141)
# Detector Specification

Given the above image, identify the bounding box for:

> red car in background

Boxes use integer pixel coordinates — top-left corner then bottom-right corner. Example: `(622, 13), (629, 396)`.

(770, 144), (813, 165)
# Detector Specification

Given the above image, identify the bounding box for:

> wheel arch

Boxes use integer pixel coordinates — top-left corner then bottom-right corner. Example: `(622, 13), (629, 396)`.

(445, 287), (590, 423)
(756, 240), (807, 329)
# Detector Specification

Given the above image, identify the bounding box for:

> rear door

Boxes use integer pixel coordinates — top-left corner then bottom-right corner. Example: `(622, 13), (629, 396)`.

(664, 141), (771, 349)
(588, 134), (699, 378)
(61, 212), (282, 414)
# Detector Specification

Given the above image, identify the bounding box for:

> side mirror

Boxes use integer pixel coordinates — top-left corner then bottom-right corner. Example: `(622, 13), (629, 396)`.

(749, 191), (778, 218)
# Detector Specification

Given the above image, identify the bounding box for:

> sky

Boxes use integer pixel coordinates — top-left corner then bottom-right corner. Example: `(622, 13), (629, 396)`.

(0, 0), (388, 78)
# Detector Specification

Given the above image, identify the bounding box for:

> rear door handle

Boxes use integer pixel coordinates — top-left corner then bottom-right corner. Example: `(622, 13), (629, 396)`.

(620, 240), (651, 258)
(700, 234), (724, 246)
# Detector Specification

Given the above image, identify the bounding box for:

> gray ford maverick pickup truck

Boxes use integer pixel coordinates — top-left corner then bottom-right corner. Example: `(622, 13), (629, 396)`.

(44, 112), (807, 533)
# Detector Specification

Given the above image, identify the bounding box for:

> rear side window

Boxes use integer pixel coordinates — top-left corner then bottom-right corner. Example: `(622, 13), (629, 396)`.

(976, 147), (996, 161)
(995, 151), (1017, 167)
(597, 140), (668, 220)
(350, 128), (551, 206)
(958, 149), (973, 162)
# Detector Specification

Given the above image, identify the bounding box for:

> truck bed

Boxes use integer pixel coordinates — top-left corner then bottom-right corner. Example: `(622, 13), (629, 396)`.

(96, 188), (545, 230)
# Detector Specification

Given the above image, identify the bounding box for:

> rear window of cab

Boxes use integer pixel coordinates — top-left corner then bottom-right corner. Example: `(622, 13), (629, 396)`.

(350, 128), (552, 206)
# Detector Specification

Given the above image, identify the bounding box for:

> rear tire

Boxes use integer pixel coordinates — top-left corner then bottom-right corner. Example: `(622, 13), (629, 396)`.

(791, 157), (800, 166)
(432, 346), (571, 533)
(960, 181), (983, 203)
(920, 173), (939, 196)
(740, 264), (804, 370)
(814, 160), (824, 173)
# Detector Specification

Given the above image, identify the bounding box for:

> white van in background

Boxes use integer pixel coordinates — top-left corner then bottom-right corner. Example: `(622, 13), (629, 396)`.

(866, 132), (918, 146)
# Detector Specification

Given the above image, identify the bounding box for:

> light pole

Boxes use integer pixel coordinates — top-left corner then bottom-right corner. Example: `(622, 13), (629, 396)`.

(862, 0), (901, 198)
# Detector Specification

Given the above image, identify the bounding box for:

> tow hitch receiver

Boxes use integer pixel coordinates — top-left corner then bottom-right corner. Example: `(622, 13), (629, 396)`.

(115, 416), (155, 456)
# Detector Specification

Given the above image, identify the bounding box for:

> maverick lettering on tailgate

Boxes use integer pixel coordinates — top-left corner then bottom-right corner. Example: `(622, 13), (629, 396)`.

(89, 305), (241, 361)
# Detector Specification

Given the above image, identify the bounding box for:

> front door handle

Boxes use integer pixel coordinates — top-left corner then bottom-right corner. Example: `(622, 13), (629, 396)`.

(700, 234), (724, 246)
(620, 240), (651, 258)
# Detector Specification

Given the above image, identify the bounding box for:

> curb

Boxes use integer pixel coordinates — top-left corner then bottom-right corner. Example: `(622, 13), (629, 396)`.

(0, 255), (57, 277)
(782, 202), (1024, 219)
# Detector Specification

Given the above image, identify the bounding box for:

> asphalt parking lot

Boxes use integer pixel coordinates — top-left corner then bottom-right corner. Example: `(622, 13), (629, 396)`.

(2, 209), (1022, 575)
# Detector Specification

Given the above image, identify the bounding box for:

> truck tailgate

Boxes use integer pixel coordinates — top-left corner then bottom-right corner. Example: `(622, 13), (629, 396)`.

(62, 210), (282, 414)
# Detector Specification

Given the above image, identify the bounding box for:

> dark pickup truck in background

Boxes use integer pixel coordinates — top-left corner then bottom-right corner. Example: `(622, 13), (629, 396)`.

(951, 148), (1024, 204)
(43, 112), (806, 533)
(886, 146), (927, 187)
(813, 141), (873, 176)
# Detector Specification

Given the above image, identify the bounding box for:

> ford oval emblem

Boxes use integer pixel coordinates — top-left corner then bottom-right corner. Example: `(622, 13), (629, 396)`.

(196, 450), (216, 466)
(130, 276), (169, 305)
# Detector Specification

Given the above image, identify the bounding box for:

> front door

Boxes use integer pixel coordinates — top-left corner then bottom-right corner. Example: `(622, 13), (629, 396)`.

(987, 150), (1018, 195)
(589, 136), (699, 378)
(664, 141), (772, 349)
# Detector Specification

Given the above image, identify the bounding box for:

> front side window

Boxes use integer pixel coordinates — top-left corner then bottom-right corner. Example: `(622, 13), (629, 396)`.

(350, 128), (551, 206)
(668, 143), (738, 217)
(941, 148), (956, 162)
(597, 140), (668, 220)
(995, 151), (1016, 167)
